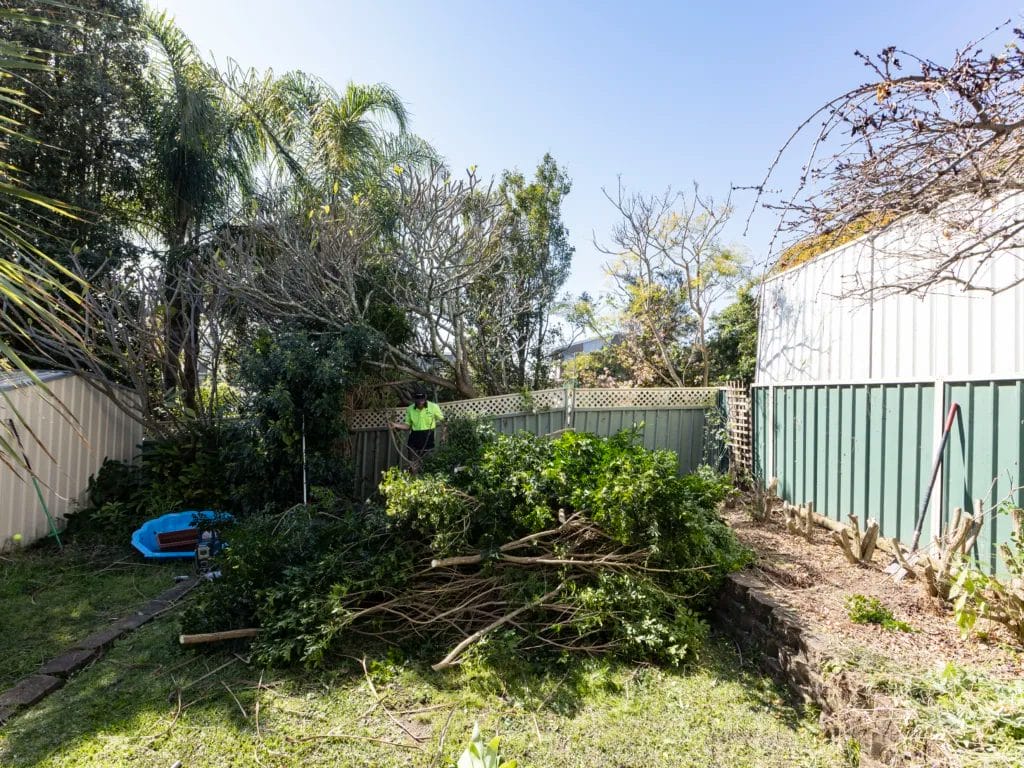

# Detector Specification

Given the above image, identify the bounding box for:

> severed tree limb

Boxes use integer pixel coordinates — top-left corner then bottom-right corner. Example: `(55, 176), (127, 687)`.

(832, 529), (861, 565)
(889, 539), (920, 580)
(860, 519), (880, 562)
(431, 585), (563, 671)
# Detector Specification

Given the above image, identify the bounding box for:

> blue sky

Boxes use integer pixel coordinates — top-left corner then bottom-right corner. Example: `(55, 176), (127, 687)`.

(159, 0), (1019, 297)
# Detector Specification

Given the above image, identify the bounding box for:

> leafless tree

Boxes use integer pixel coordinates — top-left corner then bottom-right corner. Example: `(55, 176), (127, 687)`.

(73, 255), (240, 435)
(597, 180), (743, 386)
(752, 22), (1024, 295)
(213, 165), (503, 398)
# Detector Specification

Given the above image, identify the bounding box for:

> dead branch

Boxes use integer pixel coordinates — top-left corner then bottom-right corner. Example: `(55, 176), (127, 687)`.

(752, 24), (1024, 294)
(431, 585), (563, 671)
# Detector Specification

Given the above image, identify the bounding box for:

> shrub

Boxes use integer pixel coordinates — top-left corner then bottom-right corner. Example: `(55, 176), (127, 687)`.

(951, 504), (1024, 644)
(454, 724), (517, 768)
(66, 418), (257, 537)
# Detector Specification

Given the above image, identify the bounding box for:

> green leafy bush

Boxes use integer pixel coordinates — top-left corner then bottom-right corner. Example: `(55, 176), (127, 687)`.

(68, 328), (377, 540)
(951, 504), (1024, 644)
(845, 594), (913, 632)
(67, 418), (258, 537)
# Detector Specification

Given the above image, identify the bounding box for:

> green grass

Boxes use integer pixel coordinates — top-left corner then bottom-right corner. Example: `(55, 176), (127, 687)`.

(845, 650), (1024, 767)
(0, 612), (846, 768)
(0, 542), (180, 688)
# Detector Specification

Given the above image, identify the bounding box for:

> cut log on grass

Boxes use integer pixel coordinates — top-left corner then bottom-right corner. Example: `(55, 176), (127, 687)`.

(179, 628), (260, 645)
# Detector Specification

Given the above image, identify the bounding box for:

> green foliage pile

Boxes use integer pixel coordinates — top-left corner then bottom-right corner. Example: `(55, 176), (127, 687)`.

(183, 427), (749, 669)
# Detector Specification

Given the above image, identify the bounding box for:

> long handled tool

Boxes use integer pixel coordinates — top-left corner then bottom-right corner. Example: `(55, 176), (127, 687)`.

(885, 401), (959, 578)
(7, 418), (63, 550)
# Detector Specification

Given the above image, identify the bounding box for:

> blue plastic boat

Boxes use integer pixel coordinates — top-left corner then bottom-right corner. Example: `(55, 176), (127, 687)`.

(131, 510), (232, 559)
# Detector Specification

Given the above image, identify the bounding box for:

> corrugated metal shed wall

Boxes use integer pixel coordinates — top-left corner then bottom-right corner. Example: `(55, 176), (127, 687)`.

(756, 225), (1024, 385)
(351, 406), (710, 499)
(753, 379), (1024, 573)
(0, 375), (142, 548)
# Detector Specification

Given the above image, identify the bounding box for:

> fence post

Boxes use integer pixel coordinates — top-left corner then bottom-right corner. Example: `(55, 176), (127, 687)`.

(767, 384), (776, 486)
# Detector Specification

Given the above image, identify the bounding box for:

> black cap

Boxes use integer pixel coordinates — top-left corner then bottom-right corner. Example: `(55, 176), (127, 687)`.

(412, 389), (427, 401)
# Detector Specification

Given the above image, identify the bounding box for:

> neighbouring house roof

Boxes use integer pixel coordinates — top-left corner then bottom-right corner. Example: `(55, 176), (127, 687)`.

(0, 370), (72, 392)
(552, 334), (624, 360)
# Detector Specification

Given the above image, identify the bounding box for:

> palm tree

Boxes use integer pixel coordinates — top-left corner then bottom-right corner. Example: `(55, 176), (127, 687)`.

(141, 14), (436, 408)
(0, 3), (88, 467)
(140, 11), (266, 408)
(254, 70), (440, 205)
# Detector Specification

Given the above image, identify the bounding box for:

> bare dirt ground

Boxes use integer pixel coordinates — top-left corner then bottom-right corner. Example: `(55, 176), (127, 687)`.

(723, 504), (1023, 678)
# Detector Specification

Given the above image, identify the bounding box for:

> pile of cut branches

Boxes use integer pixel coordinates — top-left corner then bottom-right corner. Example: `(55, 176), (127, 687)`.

(182, 423), (750, 669)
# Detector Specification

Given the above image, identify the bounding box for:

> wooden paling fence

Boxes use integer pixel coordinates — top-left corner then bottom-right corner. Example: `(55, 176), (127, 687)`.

(346, 387), (720, 498)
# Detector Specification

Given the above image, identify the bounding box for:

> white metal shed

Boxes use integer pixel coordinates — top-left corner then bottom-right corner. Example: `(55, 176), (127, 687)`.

(0, 371), (142, 549)
(756, 203), (1024, 385)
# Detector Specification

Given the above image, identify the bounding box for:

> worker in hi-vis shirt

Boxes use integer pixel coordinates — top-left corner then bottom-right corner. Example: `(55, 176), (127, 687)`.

(391, 389), (445, 472)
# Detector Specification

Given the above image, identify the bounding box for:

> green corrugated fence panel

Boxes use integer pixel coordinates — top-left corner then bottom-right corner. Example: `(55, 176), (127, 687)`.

(759, 382), (935, 548)
(351, 406), (710, 498)
(943, 380), (1024, 575)
(572, 408), (707, 475)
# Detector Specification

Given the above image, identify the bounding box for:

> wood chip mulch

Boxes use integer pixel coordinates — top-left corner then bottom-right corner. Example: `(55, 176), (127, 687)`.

(723, 504), (1024, 679)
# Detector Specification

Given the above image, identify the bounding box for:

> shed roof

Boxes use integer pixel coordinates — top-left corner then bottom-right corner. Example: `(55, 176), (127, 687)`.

(0, 370), (72, 392)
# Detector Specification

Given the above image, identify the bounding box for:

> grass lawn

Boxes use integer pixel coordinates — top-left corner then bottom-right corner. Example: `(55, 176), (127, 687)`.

(0, 608), (846, 768)
(0, 542), (180, 689)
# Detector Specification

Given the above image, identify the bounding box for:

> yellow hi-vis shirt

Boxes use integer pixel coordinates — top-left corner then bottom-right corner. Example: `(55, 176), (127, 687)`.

(405, 401), (444, 431)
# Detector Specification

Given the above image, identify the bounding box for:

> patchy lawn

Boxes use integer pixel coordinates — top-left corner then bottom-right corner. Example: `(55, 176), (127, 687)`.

(0, 542), (180, 689)
(0, 608), (846, 768)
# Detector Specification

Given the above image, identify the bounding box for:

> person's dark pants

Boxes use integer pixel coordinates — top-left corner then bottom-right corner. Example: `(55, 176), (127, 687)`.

(407, 429), (435, 471)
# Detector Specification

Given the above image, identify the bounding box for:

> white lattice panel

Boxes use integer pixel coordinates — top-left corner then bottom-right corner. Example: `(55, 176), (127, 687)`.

(348, 407), (405, 431)
(442, 388), (567, 420)
(347, 388), (569, 431)
(573, 388), (716, 409)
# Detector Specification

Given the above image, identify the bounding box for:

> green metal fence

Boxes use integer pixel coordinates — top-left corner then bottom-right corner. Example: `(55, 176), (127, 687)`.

(943, 379), (1024, 573)
(752, 378), (1024, 573)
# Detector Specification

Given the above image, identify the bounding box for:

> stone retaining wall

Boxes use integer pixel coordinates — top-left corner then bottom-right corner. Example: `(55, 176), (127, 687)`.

(715, 571), (909, 764)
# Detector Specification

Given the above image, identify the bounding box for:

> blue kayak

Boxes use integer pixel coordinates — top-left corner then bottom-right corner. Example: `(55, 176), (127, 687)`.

(131, 510), (232, 559)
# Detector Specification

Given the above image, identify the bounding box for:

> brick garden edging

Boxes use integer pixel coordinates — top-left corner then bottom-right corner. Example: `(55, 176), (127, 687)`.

(0, 578), (197, 726)
(714, 571), (909, 764)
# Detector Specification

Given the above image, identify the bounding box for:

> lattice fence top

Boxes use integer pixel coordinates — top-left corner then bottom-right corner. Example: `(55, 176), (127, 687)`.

(347, 389), (567, 431)
(347, 387), (717, 431)
(573, 387), (717, 410)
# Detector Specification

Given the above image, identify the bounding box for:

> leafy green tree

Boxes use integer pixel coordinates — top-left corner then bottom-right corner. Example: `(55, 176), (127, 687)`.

(139, 10), (267, 408)
(470, 154), (574, 393)
(706, 281), (759, 383)
(0, 0), (149, 280)
(237, 328), (376, 505)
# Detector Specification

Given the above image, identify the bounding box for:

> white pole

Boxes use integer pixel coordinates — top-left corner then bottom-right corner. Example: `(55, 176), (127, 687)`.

(302, 413), (308, 506)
